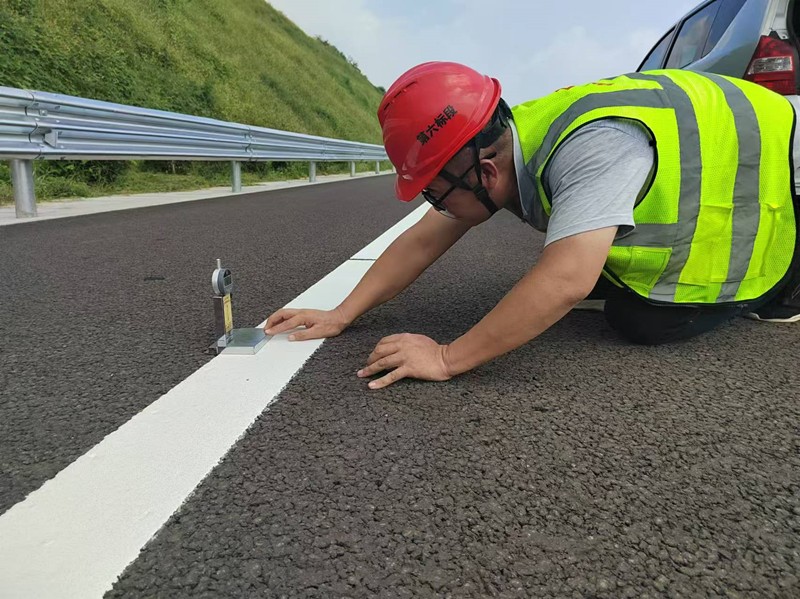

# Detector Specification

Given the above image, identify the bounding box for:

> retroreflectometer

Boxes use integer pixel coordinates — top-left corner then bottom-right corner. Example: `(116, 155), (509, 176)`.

(211, 259), (270, 355)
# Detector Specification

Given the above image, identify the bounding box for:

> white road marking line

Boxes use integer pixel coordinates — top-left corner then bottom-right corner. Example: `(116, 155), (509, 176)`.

(351, 205), (431, 260)
(0, 203), (428, 599)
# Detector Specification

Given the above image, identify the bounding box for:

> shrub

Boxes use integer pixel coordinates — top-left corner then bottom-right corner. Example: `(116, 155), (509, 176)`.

(37, 160), (129, 184)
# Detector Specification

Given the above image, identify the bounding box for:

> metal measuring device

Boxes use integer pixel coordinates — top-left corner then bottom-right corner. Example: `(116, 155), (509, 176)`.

(211, 259), (270, 354)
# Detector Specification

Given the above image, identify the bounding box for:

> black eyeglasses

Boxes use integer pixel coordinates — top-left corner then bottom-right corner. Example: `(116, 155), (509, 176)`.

(421, 151), (497, 216)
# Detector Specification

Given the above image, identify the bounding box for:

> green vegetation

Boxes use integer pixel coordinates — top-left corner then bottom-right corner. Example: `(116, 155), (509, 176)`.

(0, 160), (392, 205)
(0, 0), (388, 203)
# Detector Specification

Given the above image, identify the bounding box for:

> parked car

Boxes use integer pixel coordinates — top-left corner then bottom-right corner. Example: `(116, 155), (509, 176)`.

(637, 0), (798, 96)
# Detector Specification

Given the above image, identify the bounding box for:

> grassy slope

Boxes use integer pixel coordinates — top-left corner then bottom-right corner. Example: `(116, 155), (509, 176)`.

(0, 0), (387, 202)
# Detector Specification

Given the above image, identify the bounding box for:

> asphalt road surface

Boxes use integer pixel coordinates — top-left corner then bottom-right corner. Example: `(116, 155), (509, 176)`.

(2, 176), (799, 597)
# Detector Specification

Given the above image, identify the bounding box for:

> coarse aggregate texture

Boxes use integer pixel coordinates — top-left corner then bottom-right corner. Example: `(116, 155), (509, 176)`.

(0, 175), (412, 513)
(107, 204), (800, 598)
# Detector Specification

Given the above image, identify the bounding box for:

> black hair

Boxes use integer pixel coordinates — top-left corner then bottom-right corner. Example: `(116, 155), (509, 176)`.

(473, 98), (512, 149)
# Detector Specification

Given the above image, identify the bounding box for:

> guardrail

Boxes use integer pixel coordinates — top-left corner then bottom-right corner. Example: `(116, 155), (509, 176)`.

(0, 86), (389, 218)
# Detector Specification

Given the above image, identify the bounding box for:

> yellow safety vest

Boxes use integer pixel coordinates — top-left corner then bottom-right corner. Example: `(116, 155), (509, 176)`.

(512, 70), (797, 305)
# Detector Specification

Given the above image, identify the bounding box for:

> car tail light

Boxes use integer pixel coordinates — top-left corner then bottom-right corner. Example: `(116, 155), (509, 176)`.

(744, 35), (797, 95)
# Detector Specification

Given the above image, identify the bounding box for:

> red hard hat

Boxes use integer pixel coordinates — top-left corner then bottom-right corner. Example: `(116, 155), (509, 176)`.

(378, 62), (502, 201)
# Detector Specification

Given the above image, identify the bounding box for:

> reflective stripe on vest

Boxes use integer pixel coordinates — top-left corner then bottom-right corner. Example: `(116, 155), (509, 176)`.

(513, 70), (796, 305)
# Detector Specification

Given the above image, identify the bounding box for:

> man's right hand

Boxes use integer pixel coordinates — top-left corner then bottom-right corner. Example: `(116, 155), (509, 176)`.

(263, 307), (350, 341)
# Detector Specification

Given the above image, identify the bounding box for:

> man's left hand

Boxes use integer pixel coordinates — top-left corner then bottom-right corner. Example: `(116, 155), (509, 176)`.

(357, 333), (452, 389)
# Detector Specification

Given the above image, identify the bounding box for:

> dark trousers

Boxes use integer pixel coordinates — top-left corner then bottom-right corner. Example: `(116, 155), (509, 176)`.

(588, 277), (774, 345)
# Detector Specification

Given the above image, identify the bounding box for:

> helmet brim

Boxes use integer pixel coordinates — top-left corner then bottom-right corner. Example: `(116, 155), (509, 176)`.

(395, 175), (424, 202)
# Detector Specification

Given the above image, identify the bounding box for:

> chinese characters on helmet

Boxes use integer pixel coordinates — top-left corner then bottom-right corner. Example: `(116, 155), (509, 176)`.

(416, 105), (459, 145)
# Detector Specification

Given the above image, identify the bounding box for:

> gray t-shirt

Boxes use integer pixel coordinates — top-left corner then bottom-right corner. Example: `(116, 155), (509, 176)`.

(539, 119), (654, 246)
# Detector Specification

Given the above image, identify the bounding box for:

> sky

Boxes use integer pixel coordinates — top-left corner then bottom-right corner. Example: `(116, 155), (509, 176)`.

(267, 0), (702, 106)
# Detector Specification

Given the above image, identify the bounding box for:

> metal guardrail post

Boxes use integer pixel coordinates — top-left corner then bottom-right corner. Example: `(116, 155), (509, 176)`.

(10, 160), (36, 218)
(309, 161), (316, 183)
(375, 161), (380, 174)
(231, 161), (242, 193)
(350, 161), (356, 177)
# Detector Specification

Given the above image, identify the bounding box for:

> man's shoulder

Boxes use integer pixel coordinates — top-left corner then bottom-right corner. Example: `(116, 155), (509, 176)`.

(567, 117), (651, 142)
(548, 118), (652, 174)
(543, 117), (654, 197)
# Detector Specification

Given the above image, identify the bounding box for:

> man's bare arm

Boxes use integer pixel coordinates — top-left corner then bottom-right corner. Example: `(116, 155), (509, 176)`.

(265, 208), (471, 339)
(443, 226), (618, 375)
(337, 208), (472, 323)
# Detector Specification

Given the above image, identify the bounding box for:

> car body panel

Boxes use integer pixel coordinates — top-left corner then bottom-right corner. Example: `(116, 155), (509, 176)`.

(637, 0), (794, 80)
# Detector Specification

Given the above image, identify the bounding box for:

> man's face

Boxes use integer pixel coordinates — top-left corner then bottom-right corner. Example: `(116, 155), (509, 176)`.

(421, 151), (504, 226)
(423, 174), (495, 226)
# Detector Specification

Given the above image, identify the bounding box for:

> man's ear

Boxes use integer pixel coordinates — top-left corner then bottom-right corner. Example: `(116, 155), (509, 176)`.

(480, 157), (500, 190)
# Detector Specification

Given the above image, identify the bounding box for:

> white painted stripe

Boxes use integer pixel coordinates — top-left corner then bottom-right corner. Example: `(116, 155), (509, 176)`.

(0, 203), (428, 599)
(351, 204), (431, 260)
